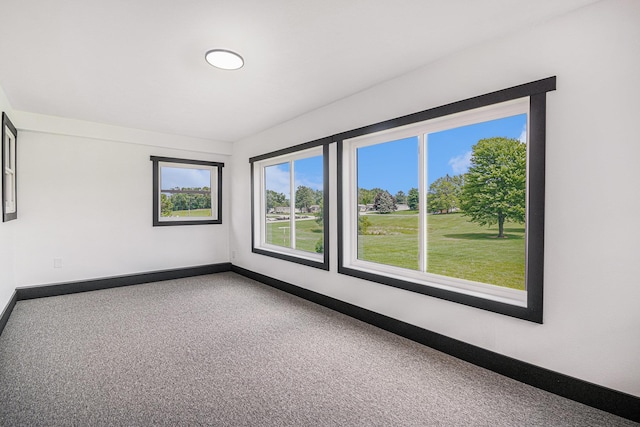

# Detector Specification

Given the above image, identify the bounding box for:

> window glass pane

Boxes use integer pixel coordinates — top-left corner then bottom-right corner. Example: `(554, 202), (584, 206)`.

(3, 134), (9, 169)
(265, 162), (291, 248)
(4, 172), (11, 210)
(293, 155), (324, 254)
(160, 166), (212, 218)
(426, 114), (527, 289)
(4, 131), (15, 212)
(357, 137), (420, 270)
(9, 135), (14, 169)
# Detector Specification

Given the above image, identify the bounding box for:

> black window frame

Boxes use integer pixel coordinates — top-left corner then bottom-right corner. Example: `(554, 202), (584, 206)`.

(2, 112), (17, 223)
(336, 77), (556, 323)
(250, 137), (331, 270)
(150, 156), (224, 226)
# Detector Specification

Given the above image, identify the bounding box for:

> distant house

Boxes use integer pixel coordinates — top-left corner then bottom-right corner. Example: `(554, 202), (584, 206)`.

(309, 205), (321, 213)
(272, 206), (302, 214)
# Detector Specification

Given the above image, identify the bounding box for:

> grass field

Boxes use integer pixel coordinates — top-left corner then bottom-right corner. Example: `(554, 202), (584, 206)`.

(265, 212), (525, 289)
(167, 209), (212, 217)
(266, 219), (323, 253)
(358, 212), (525, 289)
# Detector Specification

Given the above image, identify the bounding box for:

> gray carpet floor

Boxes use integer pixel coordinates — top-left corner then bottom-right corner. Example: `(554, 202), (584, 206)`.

(0, 272), (636, 426)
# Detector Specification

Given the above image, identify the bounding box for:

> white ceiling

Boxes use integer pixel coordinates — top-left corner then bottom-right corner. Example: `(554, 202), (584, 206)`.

(0, 0), (597, 143)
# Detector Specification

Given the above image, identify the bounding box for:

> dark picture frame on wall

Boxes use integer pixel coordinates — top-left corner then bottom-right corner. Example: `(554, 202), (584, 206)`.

(2, 112), (17, 222)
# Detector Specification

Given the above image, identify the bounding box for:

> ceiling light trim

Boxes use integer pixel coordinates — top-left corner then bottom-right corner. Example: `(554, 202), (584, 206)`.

(205, 49), (244, 70)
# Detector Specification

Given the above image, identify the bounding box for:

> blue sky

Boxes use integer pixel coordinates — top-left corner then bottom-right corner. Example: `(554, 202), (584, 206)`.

(161, 167), (211, 189)
(357, 114), (527, 193)
(265, 155), (323, 196)
(262, 114), (526, 197)
(357, 137), (419, 194)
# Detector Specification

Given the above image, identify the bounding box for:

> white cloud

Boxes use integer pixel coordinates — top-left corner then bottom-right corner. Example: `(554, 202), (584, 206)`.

(264, 164), (323, 196)
(519, 123), (527, 143)
(265, 165), (291, 196)
(161, 166), (211, 189)
(295, 175), (323, 191)
(448, 151), (472, 174)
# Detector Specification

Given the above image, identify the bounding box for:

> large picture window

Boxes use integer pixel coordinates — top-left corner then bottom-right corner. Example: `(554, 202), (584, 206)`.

(151, 156), (223, 226)
(251, 139), (330, 270)
(338, 78), (555, 322)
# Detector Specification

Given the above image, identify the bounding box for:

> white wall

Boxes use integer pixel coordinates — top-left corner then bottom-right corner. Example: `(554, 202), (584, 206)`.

(2, 112), (231, 292)
(0, 86), (16, 309)
(230, 0), (640, 397)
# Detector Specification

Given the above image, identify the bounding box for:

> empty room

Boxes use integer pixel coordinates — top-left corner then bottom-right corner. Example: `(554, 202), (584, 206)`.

(0, 0), (638, 425)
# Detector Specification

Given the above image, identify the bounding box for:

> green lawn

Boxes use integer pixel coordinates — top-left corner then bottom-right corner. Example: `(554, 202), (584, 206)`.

(358, 212), (525, 290)
(266, 219), (323, 253)
(358, 214), (420, 270)
(265, 212), (525, 289)
(367, 209), (418, 215)
(169, 208), (212, 217)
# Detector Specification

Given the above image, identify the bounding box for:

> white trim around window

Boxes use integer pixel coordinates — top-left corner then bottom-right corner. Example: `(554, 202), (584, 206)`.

(341, 98), (529, 307)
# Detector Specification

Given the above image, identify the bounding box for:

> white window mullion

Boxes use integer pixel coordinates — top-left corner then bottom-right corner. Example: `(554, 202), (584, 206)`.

(260, 165), (267, 246)
(351, 144), (359, 265)
(290, 160), (296, 249)
(419, 134), (427, 272)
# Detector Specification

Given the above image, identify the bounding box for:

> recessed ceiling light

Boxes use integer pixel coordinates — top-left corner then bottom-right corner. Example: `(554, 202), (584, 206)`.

(205, 49), (244, 70)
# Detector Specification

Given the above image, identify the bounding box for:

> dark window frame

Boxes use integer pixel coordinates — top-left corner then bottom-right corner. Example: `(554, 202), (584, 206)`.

(150, 156), (224, 226)
(2, 112), (17, 223)
(250, 137), (331, 271)
(336, 77), (556, 323)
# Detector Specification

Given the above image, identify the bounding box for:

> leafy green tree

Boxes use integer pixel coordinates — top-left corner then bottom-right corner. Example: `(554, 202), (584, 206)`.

(427, 174), (463, 214)
(373, 190), (397, 214)
(358, 215), (372, 234)
(315, 199), (324, 227)
(266, 190), (288, 211)
(460, 137), (526, 238)
(160, 188), (210, 213)
(395, 190), (407, 204)
(171, 192), (187, 211)
(407, 187), (419, 210)
(295, 185), (316, 212)
(358, 188), (372, 205)
(160, 194), (173, 216)
(358, 187), (385, 205)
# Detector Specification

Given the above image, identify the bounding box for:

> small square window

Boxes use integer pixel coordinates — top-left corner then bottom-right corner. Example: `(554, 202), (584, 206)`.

(150, 156), (223, 226)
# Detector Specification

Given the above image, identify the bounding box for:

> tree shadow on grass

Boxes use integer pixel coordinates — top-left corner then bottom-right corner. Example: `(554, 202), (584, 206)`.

(443, 232), (525, 240)
(503, 227), (525, 233)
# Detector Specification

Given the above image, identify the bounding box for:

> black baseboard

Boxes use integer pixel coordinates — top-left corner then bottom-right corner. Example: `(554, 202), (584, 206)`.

(0, 291), (17, 337)
(15, 263), (232, 301)
(0, 263), (232, 338)
(231, 265), (640, 423)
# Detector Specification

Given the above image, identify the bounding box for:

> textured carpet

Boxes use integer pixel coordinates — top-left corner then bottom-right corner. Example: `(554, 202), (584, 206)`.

(0, 272), (636, 426)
